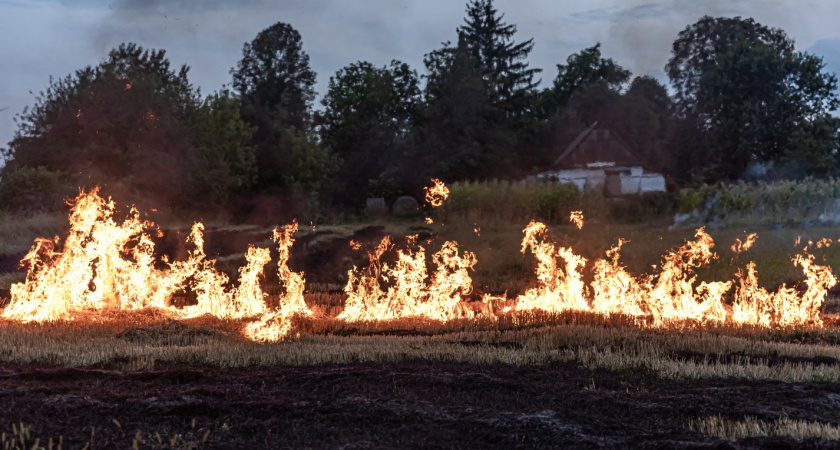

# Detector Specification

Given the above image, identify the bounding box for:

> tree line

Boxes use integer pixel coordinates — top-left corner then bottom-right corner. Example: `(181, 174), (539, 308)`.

(1, 0), (838, 217)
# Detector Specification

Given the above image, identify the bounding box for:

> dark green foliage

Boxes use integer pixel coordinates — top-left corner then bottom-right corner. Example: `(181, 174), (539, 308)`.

(456, 0), (541, 117)
(419, 42), (509, 181)
(318, 60), (421, 204)
(231, 22), (315, 130)
(541, 43), (631, 117)
(0, 43), (255, 210)
(0, 166), (72, 211)
(189, 90), (258, 203)
(666, 16), (840, 180)
(417, 0), (542, 182)
(231, 22), (331, 193)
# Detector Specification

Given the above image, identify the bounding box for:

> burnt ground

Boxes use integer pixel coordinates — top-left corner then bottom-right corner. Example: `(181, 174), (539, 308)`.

(4, 361), (840, 449)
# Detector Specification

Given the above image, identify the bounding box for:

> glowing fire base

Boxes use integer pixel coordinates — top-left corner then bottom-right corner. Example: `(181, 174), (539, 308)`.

(0, 189), (836, 341)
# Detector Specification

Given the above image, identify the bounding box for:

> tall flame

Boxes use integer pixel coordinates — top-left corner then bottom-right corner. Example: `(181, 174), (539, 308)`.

(338, 236), (476, 322)
(1, 189), (837, 340)
(1, 189), (312, 341)
(515, 221), (589, 314)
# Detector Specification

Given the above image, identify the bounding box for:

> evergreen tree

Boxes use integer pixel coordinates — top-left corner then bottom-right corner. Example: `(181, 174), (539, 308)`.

(456, 0), (541, 117)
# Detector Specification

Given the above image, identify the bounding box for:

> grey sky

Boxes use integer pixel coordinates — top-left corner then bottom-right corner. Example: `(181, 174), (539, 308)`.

(1, 0), (839, 150)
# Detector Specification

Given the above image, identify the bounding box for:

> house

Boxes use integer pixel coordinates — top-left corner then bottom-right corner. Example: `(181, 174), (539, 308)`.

(534, 121), (666, 196)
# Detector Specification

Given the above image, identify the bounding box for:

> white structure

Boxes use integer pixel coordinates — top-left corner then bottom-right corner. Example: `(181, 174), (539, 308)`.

(535, 121), (666, 196)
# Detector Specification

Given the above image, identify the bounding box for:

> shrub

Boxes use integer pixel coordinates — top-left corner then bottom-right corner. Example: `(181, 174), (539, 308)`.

(0, 166), (73, 211)
(440, 180), (580, 224)
(677, 178), (840, 225)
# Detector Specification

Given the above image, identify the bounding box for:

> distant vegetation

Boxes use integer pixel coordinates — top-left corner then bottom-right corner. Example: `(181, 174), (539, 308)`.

(0, 0), (838, 220)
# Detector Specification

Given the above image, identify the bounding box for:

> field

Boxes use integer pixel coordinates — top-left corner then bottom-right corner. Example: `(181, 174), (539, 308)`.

(4, 196), (840, 448)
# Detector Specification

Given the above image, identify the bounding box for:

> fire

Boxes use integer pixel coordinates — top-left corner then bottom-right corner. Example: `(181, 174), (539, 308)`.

(338, 236), (476, 322)
(424, 178), (449, 208)
(570, 211), (584, 229)
(514, 223), (834, 327)
(0, 189), (310, 341)
(515, 221), (589, 313)
(1, 189), (837, 341)
(732, 255), (835, 327)
(731, 232), (757, 256)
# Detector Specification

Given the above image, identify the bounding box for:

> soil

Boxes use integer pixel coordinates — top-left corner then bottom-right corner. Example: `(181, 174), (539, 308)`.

(4, 360), (840, 449)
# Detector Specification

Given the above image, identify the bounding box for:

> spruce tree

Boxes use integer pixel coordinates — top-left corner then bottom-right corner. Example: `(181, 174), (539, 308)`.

(456, 0), (540, 116)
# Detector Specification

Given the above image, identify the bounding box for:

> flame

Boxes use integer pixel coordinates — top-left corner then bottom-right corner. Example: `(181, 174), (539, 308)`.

(424, 178), (449, 208)
(513, 223), (836, 327)
(349, 240), (362, 250)
(733, 255), (836, 327)
(515, 221), (589, 314)
(731, 232), (757, 256)
(244, 223), (312, 341)
(337, 236), (476, 322)
(2, 189), (837, 340)
(591, 239), (646, 317)
(1, 189), (311, 341)
(425, 217), (434, 225)
(570, 211), (584, 230)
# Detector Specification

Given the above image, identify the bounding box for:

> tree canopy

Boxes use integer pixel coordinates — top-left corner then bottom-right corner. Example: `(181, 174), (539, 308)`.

(1, 43), (255, 209)
(231, 22), (330, 193)
(4, 4), (840, 216)
(318, 60), (421, 202)
(667, 16), (839, 179)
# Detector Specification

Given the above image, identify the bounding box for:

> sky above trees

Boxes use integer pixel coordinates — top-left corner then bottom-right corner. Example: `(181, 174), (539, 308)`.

(1, 0), (839, 149)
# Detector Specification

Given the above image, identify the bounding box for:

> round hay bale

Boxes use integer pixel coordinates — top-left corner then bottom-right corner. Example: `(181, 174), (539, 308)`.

(392, 196), (420, 217)
(365, 198), (388, 217)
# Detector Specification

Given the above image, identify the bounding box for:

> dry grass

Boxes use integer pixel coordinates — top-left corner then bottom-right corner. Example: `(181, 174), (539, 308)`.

(690, 414), (840, 442)
(0, 211), (65, 255)
(0, 419), (213, 449)
(3, 307), (840, 384)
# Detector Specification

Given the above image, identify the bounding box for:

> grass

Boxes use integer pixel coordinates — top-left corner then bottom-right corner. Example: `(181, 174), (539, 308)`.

(690, 414), (840, 442)
(0, 210), (65, 255)
(3, 307), (840, 384)
(0, 419), (214, 449)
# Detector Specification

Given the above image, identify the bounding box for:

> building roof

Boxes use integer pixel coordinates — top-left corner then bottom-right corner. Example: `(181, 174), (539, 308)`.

(552, 121), (650, 170)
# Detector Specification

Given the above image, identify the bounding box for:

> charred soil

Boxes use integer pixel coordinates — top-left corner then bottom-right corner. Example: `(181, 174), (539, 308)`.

(3, 360), (840, 448)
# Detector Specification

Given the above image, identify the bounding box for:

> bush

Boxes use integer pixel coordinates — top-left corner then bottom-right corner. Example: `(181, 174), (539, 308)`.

(608, 191), (677, 223)
(677, 178), (840, 225)
(439, 180), (580, 224)
(0, 166), (73, 211)
(436, 181), (675, 224)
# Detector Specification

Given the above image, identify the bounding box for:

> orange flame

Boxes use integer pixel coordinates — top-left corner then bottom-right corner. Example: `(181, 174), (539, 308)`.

(1, 189), (311, 341)
(731, 232), (757, 257)
(515, 221), (589, 314)
(2, 189), (837, 339)
(570, 211), (584, 229)
(424, 178), (449, 208)
(338, 236), (476, 322)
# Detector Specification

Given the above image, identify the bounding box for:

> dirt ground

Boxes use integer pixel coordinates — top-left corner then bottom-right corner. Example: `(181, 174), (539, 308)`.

(3, 360), (840, 449)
